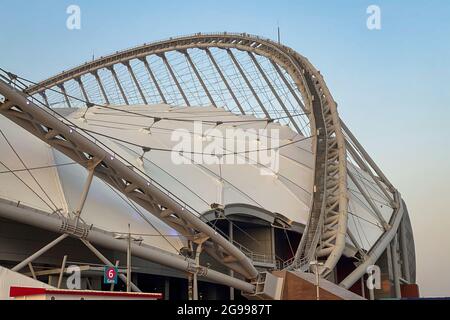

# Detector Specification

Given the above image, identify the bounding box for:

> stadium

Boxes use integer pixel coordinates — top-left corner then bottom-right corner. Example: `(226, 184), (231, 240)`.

(0, 33), (417, 300)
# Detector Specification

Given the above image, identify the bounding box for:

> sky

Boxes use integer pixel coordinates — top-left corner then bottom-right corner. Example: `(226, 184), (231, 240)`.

(0, 0), (449, 297)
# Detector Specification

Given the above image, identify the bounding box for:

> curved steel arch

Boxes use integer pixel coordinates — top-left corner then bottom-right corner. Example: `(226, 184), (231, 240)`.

(1, 33), (412, 293)
(24, 33), (349, 276)
(13, 34), (428, 300)
(0, 78), (258, 281)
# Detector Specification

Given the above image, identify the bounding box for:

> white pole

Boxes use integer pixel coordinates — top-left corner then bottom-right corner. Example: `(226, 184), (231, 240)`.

(193, 244), (203, 300)
(316, 263), (320, 300)
(57, 255), (68, 289)
(127, 223), (131, 293)
(369, 286), (375, 300)
(81, 240), (141, 292)
(110, 260), (119, 292)
(229, 220), (235, 300)
(12, 234), (68, 272)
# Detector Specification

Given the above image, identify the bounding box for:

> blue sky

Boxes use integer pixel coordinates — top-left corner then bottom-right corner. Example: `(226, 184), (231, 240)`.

(1, 0), (449, 297)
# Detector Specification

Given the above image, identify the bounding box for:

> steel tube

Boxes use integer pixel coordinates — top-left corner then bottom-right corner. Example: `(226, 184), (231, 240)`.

(57, 255), (68, 289)
(108, 66), (129, 105)
(92, 71), (110, 105)
(58, 84), (72, 108)
(5, 33), (355, 282)
(340, 193), (404, 289)
(158, 53), (190, 106)
(81, 240), (141, 292)
(400, 218), (411, 282)
(348, 170), (389, 229)
(248, 52), (303, 134)
(141, 58), (167, 104)
(182, 51), (216, 107)
(346, 142), (394, 204)
(204, 48), (245, 115)
(12, 233), (69, 272)
(124, 62), (148, 105)
(271, 61), (307, 113)
(75, 77), (91, 104)
(40, 92), (50, 108)
(341, 121), (395, 192)
(391, 235), (402, 298)
(0, 80), (258, 280)
(227, 49), (270, 118)
(0, 198), (255, 293)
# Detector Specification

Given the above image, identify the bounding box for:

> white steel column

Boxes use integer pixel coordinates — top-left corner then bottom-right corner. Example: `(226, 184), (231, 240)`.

(108, 66), (129, 105)
(341, 121), (395, 193)
(124, 62), (148, 105)
(58, 84), (72, 108)
(140, 58), (167, 104)
(227, 49), (270, 119)
(181, 50), (216, 107)
(57, 255), (68, 289)
(74, 159), (101, 225)
(28, 263), (37, 280)
(40, 91), (50, 108)
(110, 260), (119, 291)
(158, 53), (190, 106)
(348, 170), (389, 230)
(127, 223), (132, 292)
(12, 233), (69, 272)
(81, 239), (142, 292)
(346, 142), (394, 204)
(340, 193), (404, 289)
(193, 244), (203, 300)
(75, 77), (91, 105)
(204, 48), (245, 115)
(400, 218), (411, 282)
(248, 52), (303, 134)
(271, 61), (307, 113)
(229, 220), (235, 300)
(92, 71), (110, 105)
(391, 234), (402, 298)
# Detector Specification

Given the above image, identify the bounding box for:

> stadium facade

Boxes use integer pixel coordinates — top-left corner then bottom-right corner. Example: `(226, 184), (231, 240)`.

(0, 33), (416, 300)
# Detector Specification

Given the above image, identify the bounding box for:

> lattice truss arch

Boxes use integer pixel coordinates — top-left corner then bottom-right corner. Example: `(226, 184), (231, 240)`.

(0, 33), (401, 283)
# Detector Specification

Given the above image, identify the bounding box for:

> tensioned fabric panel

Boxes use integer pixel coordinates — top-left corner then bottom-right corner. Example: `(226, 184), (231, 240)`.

(53, 151), (184, 253)
(0, 104), (392, 253)
(65, 104), (314, 225)
(0, 116), (183, 254)
(0, 117), (68, 213)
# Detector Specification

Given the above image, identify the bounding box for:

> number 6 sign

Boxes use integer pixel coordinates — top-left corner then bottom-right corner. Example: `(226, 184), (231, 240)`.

(104, 266), (118, 285)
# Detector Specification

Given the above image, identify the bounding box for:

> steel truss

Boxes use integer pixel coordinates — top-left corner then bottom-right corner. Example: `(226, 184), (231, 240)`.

(0, 197), (254, 293)
(0, 33), (409, 293)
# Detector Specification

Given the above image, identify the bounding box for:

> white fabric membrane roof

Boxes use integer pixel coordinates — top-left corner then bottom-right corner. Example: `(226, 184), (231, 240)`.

(0, 104), (392, 252)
